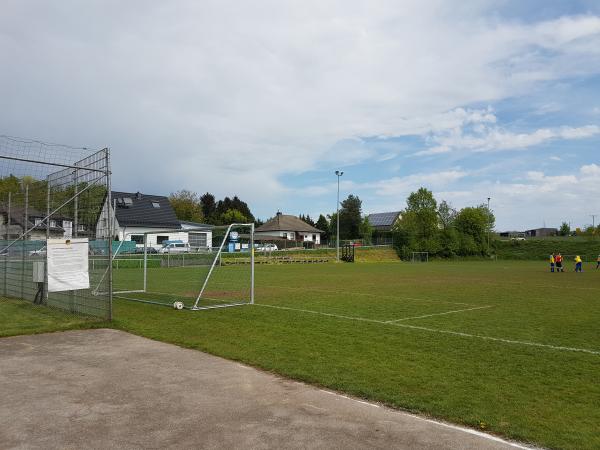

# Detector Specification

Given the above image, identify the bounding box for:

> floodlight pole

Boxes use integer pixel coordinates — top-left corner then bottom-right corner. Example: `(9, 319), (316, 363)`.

(335, 170), (344, 262)
(487, 197), (491, 254)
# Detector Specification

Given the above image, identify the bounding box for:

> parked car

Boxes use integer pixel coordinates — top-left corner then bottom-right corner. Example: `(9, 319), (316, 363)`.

(159, 241), (191, 254)
(135, 247), (158, 254)
(29, 247), (46, 256)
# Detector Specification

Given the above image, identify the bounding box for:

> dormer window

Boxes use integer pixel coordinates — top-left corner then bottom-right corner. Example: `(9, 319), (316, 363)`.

(152, 201), (160, 208)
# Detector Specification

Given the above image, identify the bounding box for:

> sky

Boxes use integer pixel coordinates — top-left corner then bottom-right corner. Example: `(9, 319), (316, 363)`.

(1, 0), (599, 230)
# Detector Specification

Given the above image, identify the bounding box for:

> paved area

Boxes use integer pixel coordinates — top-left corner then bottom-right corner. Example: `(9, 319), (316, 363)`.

(0, 329), (530, 449)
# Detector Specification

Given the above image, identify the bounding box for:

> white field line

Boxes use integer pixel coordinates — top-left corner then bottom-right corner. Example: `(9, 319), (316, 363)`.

(384, 306), (493, 323)
(317, 388), (536, 449)
(270, 285), (474, 306)
(254, 303), (600, 356)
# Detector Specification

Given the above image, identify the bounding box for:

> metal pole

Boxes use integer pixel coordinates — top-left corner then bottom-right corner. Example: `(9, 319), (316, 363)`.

(335, 170), (343, 262)
(22, 184), (28, 300)
(105, 148), (113, 321)
(3, 192), (10, 297)
(73, 165), (78, 239)
(143, 232), (148, 292)
(250, 223), (255, 304)
(487, 197), (491, 254)
(46, 178), (50, 305)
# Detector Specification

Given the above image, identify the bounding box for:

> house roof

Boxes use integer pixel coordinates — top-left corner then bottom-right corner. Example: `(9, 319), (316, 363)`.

(179, 220), (214, 229)
(256, 213), (323, 234)
(367, 211), (401, 228)
(111, 191), (180, 228)
(0, 205), (66, 234)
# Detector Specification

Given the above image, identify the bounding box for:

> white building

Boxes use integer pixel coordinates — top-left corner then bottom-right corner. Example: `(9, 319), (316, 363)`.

(96, 191), (189, 250)
(255, 212), (323, 244)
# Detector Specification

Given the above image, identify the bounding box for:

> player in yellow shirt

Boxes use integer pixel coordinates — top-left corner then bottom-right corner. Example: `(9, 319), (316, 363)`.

(549, 254), (555, 272)
(574, 255), (582, 273)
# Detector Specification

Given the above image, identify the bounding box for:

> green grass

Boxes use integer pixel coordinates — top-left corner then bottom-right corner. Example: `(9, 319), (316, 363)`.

(496, 238), (600, 261)
(0, 298), (107, 337)
(3, 260), (600, 449)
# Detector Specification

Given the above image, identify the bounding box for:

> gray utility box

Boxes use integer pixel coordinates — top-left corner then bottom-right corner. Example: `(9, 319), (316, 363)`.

(32, 261), (45, 283)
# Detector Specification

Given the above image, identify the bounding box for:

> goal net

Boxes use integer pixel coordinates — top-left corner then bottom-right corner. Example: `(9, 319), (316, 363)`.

(411, 252), (429, 263)
(109, 223), (254, 310)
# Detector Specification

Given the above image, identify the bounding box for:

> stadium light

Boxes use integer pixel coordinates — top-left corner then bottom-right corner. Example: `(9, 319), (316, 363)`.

(335, 170), (344, 262)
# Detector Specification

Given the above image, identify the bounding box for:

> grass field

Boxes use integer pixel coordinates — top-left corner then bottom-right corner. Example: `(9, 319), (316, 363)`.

(3, 259), (600, 449)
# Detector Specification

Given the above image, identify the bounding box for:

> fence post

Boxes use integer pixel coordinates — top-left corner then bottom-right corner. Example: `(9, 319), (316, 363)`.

(21, 185), (28, 301)
(3, 192), (10, 297)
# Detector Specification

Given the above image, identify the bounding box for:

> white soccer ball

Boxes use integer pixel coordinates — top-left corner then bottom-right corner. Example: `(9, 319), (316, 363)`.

(173, 301), (184, 310)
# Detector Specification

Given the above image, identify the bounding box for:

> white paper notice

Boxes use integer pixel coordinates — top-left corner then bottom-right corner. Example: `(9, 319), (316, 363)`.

(47, 238), (90, 292)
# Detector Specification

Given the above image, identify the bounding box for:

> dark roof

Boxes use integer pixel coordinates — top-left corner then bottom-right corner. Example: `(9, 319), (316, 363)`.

(0, 206), (65, 232)
(367, 211), (401, 227)
(256, 213), (323, 233)
(111, 191), (180, 228)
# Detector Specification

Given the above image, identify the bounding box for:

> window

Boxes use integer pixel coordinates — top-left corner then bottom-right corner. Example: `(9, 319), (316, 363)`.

(130, 235), (144, 245)
(151, 201), (160, 208)
(175, 243), (184, 248)
(282, 232), (288, 239)
(49, 220), (56, 228)
(189, 232), (207, 248)
(77, 224), (86, 232)
(157, 236), (169, 245)
(63, 220), (72, 228)
(313, 234), (316, 241)
(34, 218), (42, 226)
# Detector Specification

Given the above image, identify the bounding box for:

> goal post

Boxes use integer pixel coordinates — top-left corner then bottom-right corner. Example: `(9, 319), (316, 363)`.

(111, 223), (255, 310)
(411, 252), (429, 263)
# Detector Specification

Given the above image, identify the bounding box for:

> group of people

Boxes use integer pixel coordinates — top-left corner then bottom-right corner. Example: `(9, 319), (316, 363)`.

(549, 253), (600, 272)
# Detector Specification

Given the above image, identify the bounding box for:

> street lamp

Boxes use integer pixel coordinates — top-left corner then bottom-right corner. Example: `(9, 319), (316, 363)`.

(487, 197), (491, 254)
(335, 170), (344, 262)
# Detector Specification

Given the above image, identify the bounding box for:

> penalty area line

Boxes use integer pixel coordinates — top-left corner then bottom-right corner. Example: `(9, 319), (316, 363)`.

(384, 305), (493, 323)
(254, 303), (600, 356)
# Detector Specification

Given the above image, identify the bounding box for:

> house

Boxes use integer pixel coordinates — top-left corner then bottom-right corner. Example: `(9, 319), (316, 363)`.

(96, 191), (187, 250)
(255, 212), (323, 244)
(0, 205), (68, 241)
(525, 228), (558, 238)
(367, 211), (401, 232)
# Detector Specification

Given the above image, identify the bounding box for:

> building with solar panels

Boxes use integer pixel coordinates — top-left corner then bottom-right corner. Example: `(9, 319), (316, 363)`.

(367, 211), (401, 232)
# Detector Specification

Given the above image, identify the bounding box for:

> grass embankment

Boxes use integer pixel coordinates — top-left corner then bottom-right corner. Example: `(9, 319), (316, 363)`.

(0, 298), (106, 338)
(496, 238), (600, 261)
(224, 246), (399, 263)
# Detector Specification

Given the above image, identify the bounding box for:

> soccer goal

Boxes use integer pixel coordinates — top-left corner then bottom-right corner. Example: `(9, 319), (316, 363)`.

(411, 252), (429, 263)
(107, 223), (254, 310)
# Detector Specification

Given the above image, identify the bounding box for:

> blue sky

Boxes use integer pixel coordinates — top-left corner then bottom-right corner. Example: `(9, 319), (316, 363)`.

(1, 1), (599, 230)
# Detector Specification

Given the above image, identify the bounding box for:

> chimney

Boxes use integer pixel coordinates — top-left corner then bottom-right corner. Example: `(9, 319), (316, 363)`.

(136, 191), (142, 200)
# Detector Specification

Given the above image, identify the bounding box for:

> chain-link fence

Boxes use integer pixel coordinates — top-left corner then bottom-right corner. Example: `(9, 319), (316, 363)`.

(0, 135), (112, 320)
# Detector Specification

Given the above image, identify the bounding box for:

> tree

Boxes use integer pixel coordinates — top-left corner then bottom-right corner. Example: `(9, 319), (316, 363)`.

(169, 190), (203, 223)
(220, 208), (248, 224)
(359, 216), (373, 244)
(559, 222), (570, 236)
(438, 200), (457, 230)
(454, 206), (493, 255)
(300, 214), (315, 227)
(338, 194), (363, 240)
(315, 214), (329, 241)
(200, 193), (216, 222)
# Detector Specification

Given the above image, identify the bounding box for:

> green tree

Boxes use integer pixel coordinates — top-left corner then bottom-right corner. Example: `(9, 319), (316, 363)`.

(359, 216), (373, 244)
(338, 194), (363, 239)
(438, 200), (457, 230)
(200, 193), (216, 222)
(220, 208), (248, 224)
(454, 205), (493, 255)
(315, 214), (329, 241)
(169, 190), (203, 223)
(559, 222), (570, 236)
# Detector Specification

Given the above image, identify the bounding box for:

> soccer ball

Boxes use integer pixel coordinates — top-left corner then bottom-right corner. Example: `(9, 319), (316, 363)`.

(173, 301), (184, 310)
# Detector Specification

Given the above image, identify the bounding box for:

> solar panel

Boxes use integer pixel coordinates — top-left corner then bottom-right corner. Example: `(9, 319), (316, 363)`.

(368, 212), (400, 227)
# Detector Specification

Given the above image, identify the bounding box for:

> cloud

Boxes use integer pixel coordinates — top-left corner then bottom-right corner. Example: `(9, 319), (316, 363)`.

(416, 121), (600, 156)
(1, 2), (600, 219)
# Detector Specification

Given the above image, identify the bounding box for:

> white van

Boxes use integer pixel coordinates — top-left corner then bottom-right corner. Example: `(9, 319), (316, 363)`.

(159, 241), (191, 254)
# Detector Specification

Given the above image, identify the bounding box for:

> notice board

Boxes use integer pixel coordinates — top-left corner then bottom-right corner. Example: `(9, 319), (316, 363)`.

(47, 238), (90, 292)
